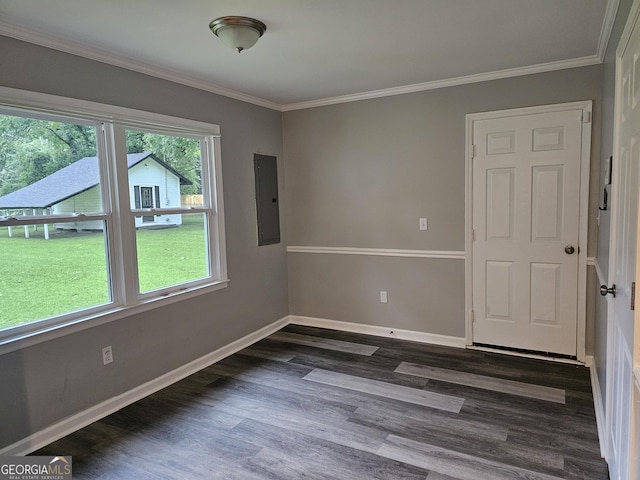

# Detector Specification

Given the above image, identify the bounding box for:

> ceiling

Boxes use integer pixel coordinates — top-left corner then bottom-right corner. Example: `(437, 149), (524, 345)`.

(0, 0), (615, 111)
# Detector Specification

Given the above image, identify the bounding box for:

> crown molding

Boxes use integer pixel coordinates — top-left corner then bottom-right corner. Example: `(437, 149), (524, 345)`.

(281, 55), (602, 111)
(282, 0), (619, 111)
(0, 21), (282, 111)
(2, 0), (617, 114)
(597, 0), (621, 61)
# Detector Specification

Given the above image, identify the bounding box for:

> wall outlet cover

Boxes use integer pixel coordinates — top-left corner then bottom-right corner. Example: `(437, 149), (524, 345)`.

(102, 346), (113, 365)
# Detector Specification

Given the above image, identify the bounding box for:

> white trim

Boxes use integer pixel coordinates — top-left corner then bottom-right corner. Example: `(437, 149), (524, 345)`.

(0, 87), (220, 136)
(590, 257), (610, 321)
(0, 316), (289, 456)
(589, 357), (608, 458)
(0, 213), (108, 227)
(211, 136), (228, 282)
(577, 102), (594, 363)
(282, 56), (602, 111)
(286, 246), (465, 259)
(594, 258), (608, 286)
(465, 113), (474, 346)
(597, 0), (622, 61)
(585, 355), (595, 367)
(0, 19), (609, 113)
(617, 0), (640, 57)
(0, 280), (229, 356)
(0, 21), (281, 112)
(466, 101), (595, 121)
(0, 86), (228, 353)
(465, 101), (593, 362)
(289, 315), (467, 348)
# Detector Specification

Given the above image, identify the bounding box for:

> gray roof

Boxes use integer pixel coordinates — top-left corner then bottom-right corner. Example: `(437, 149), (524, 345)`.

(0, 152), (192, 209)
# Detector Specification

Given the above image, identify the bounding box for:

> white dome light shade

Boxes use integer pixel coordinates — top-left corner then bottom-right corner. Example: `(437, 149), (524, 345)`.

(215, 25), (260, 51)
(209, 16), (266, 53)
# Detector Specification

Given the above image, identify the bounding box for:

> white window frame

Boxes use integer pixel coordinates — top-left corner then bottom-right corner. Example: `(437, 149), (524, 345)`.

(0, 87), (228, 354)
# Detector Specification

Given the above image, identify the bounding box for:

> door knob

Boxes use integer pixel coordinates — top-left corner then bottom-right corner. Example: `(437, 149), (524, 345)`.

(564, 245), (575, 254)
(600, 284), (616, 298)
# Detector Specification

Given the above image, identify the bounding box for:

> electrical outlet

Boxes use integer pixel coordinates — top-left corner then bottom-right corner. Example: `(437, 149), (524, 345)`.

(419, 218), (428, 230)
(102, 346), (113, 365)
(380, 291), (388, 303)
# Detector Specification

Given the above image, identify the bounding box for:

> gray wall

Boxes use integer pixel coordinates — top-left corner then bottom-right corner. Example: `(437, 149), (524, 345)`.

(0, 22), (619, 450)
(0, 36), (287, 448)
(284, 66), (602, 339)
(594, 0), (635, 410)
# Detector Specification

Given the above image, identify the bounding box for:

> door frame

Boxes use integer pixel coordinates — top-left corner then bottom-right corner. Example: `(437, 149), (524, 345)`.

(464, 101), (593, 362)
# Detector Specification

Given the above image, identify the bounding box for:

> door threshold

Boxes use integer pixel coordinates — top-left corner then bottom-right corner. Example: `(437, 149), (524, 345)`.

(470, 343), (582, 365)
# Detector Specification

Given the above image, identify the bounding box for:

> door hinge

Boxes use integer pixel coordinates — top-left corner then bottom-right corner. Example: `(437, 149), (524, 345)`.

(472, 229), (476, 242)
(632, 282), (636, 311)
(472, 144), (477, 159)
(471, 310), (476, 322)
(582, 111), (591, 124)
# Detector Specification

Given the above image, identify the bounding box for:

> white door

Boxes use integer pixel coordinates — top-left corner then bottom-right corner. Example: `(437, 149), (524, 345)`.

(605, 3), (640, 477)
(471, 108), (586, 356)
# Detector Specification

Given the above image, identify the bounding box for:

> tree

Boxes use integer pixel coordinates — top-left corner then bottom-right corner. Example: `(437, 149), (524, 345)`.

(42, 122), (96, 161)
(0, 113), (200, 197)
(0, 114), (97, 195)
(126, 131), (201, 195)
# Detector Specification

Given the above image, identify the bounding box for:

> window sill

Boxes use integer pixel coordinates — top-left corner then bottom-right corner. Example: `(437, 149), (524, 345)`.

(0, 279), (229, 356)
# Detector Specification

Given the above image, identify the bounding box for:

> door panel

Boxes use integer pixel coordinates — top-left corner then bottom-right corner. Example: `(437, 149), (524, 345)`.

(486, 168), (515, 239)
(487, 131), (516, 154)
(472, 109), (583, 356)
(530, 263), (561, 326)
(532, 126), (565, 151)
(485, 261), (513, 320)
(531, 165), (563, 241)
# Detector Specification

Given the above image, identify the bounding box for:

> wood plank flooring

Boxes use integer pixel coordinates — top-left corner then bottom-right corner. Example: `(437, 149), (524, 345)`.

(33, 325), (609, 479)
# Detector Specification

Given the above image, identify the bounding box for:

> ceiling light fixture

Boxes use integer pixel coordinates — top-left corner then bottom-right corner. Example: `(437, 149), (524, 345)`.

(209, 16), (266, 53)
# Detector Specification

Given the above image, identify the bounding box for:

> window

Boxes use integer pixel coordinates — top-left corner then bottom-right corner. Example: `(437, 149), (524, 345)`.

(125, 129), (211, 293)
(0, 90), (226, 346)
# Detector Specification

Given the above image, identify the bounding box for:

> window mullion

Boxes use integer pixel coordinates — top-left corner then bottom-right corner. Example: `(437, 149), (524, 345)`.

(109, 125), (140, 306)
(210, 137), (227, 280)
(195, 136), (224, 281)
(98, 123), (122, 308)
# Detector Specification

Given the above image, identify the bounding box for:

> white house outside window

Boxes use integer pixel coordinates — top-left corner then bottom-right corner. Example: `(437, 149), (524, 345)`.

(0, 89), (226, 348)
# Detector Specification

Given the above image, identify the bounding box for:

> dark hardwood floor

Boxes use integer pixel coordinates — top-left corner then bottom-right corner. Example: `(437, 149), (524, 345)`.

(34, 325), (609, 479)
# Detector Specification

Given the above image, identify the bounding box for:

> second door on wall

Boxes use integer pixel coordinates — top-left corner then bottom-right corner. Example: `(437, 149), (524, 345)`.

(471, 107), (587, 357)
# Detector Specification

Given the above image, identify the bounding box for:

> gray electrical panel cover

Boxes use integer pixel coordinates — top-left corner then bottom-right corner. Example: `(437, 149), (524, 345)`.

(254, 154), (280, 245)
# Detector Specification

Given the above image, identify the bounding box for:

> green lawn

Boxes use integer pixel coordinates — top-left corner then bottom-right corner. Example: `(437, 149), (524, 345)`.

(0, 215), (207, 330)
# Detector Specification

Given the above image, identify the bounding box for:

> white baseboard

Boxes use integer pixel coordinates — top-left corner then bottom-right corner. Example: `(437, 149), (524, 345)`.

(588, 356), (607, 458)
(4, 313), (602, 457)
(288, 315), (467, 348)
(1, 316), (289, 456)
